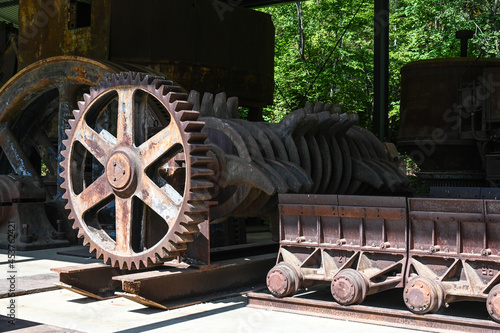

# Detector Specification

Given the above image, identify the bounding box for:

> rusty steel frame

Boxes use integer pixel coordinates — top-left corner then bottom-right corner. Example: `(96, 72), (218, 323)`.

(406, 198), (500, 317)
(52, 253), (275, 309)
(263, 193), (500, 324)
(268, 194), (407, 305)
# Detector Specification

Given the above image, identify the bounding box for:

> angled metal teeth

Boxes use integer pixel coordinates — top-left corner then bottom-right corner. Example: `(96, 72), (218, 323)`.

(213, 92), (228, 119)
(227, 97), (239, 119)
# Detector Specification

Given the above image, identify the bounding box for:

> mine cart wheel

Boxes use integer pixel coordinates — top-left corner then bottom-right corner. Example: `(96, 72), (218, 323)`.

(267, 262), (302, 297)
(60, 72), (213, 270)
(404, 276), (445, 314)
(330, 268), (368, 305)
(486, 284), (500, 323)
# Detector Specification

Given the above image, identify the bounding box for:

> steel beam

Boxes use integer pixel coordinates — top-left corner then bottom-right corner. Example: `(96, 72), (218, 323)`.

(373, 0), (389, 140)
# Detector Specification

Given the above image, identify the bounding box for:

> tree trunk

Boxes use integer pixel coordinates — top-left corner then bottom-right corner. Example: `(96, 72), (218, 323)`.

(296, 2), (306, 61)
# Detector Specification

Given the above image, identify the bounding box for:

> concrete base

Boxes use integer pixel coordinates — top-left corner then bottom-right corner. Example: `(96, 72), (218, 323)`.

(0, 246), (427, 333)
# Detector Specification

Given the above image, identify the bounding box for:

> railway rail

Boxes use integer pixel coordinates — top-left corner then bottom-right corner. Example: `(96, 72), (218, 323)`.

(247, 289), (500, 333)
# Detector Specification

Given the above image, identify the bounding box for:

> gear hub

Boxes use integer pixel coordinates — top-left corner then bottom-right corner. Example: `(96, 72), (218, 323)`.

(404, 276), (445, 314)
(331, 268), (368, 305)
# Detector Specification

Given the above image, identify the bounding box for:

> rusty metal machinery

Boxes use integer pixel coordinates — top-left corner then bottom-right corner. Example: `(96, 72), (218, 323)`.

(60, 72), (213, 269)
(0, 0), (274, 250)
(0, 56), (121, 250)
(53, 67), (408, 269)
(191, 92), (410, 224)
(0, 174), (69, 250)
(266, 193), (500, 324)
(398, 29), (500, 189)
(18, 0), (274, 109)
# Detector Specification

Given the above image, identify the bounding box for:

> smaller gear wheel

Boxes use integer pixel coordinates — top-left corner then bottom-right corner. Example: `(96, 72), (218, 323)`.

(60, 72), (213, 269)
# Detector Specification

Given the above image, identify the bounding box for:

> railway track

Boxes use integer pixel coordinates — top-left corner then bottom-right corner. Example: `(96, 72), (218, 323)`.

(247, 288), (500, 333)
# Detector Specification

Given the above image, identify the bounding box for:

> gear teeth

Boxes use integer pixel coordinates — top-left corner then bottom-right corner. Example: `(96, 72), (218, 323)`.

(160, 247), (172, 258)
(174, 232), (193, 244)
(179, 222), (200, 234)
(190, 179), (213, 190)
(180, 110), (201, 121)
(189, 191), (212, 201)
(151, 78), (168, 89)
(227, 96), (239, 118)
(183, 212), (206, 223)
(172, 100), (193, 112)
(190, 144), (211, 155)
(188, 90), (201, 111)
(83, 93), (92, 105)
(214, 92), (228, 119)
(190, 155), (213, 167)
(186, 202), (209, 214)
(201, 92), (214, 117)
(191, 167), (214, 178)
(185, 132), (208, 144)
(168, 92), (188, 102)
(170, 241), (188, 251)
(183, 121), (205, 133)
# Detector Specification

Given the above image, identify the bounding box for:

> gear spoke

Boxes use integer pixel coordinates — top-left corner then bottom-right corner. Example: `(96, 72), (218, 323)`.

(137, 176), (182, 228)
(114, 196), (134, 254)
(116, 88), (137, 146)
(75, 122), (116, 165)
(138, 122), (182, 166)
(73, 175), (113, 214)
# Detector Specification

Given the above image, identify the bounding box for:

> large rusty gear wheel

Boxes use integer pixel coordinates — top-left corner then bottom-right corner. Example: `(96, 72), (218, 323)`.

(60, 72), (213, 270)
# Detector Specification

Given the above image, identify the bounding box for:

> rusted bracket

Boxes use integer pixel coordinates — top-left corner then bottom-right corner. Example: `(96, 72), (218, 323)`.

(52, 253), (275, 309)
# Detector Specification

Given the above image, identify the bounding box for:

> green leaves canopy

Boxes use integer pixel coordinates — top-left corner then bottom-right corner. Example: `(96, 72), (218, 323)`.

(258, 0), (499, 139)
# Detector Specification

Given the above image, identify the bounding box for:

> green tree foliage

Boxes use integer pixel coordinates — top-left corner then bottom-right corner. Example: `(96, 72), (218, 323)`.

(259, 0), (500, 139)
